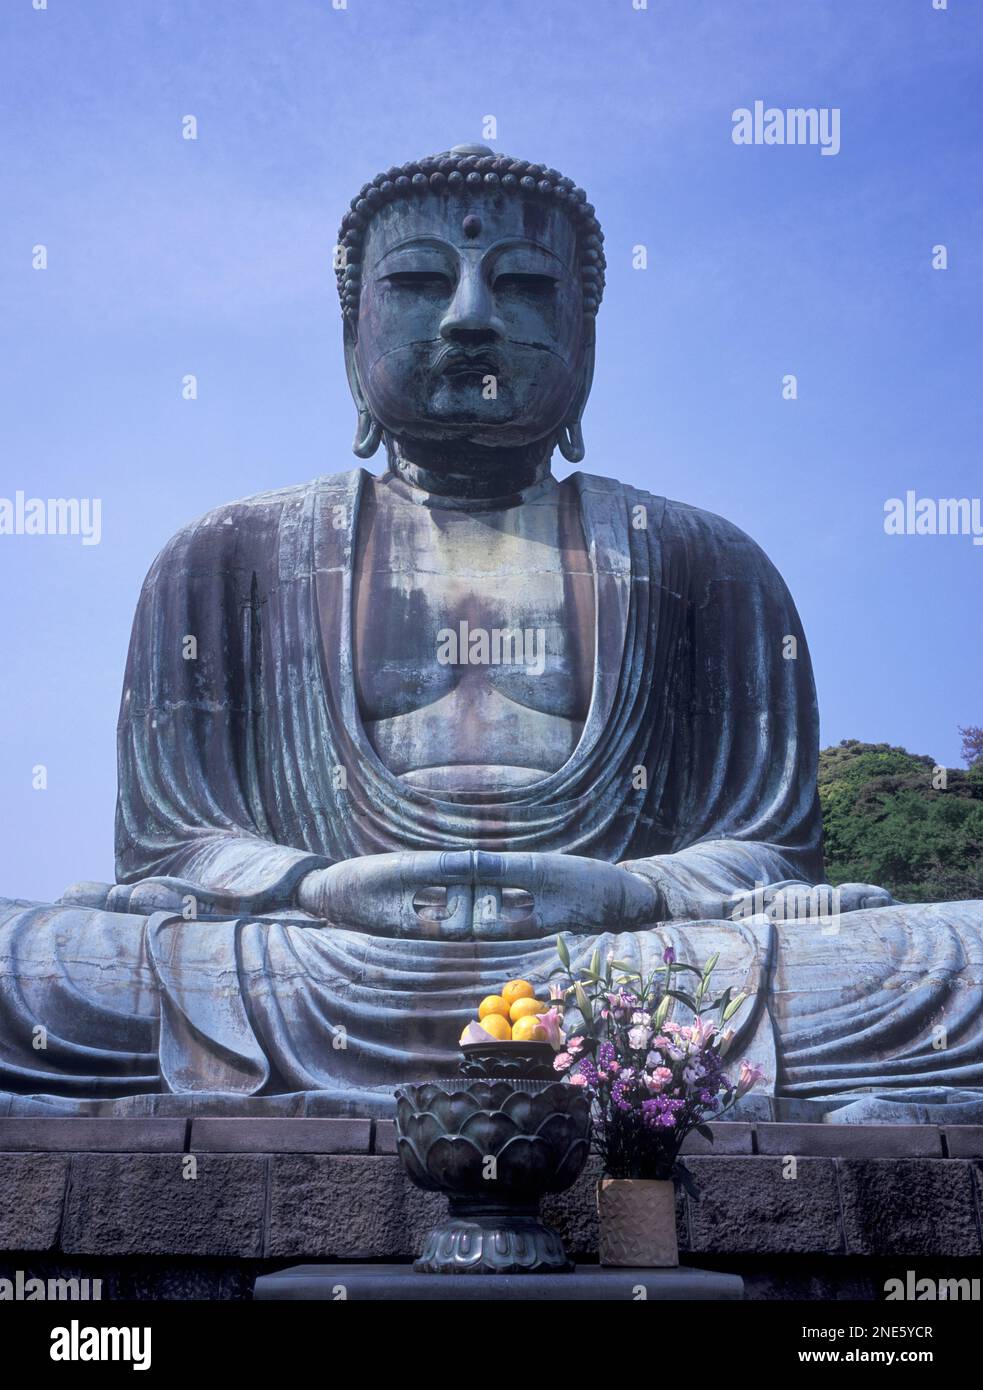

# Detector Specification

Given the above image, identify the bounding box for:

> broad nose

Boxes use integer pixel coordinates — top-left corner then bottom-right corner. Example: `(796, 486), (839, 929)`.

(439, 262), (504, 345)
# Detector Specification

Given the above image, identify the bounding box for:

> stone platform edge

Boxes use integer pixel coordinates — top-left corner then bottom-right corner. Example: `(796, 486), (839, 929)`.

(2, 1116), (983, 1158)
(1, 1119), (983, 1261)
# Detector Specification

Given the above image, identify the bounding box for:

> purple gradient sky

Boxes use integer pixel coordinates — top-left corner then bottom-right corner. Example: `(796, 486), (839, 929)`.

(1, 0), (980, 901)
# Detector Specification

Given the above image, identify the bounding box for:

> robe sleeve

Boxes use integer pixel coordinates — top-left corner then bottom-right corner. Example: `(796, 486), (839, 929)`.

(114, 505), (331, 912)
(619, 499), (824, 921)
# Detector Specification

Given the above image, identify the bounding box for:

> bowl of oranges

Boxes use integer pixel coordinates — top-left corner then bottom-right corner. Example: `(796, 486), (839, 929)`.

(459, 978), (556, 1079)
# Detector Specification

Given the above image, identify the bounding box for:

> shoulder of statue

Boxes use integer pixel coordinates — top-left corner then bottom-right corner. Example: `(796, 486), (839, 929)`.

(565, 468), (668, 523)
(141, 470), (361, 587)
(659, 495), (780, 575)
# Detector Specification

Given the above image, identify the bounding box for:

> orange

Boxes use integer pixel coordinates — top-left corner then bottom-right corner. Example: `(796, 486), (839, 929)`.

(501, 979), (535, 1009)
(512, 1015), (548, 1043)
(478, 1013), (512, 1041)
(478, 995), (510, 1022)
(509, 996), (546, 1023)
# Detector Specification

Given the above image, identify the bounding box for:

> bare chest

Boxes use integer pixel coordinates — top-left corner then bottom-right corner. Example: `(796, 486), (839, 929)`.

(349, 478), (595, 788)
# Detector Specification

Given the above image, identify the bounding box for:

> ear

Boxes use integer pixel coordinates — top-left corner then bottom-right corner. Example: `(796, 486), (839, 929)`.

(344, 318), (383, 459)
(556, 319), (596, 464)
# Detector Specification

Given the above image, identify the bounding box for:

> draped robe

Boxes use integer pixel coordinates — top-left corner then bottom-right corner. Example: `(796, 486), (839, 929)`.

(2, 469), (982, 1120)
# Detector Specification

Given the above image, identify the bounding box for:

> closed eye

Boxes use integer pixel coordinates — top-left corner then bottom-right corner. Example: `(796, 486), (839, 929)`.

(493, 273), (557, 293)
(383, 271), (452, 291)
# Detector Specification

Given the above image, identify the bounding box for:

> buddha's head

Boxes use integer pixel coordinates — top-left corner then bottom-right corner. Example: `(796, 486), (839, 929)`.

(336, 145), (605, 478)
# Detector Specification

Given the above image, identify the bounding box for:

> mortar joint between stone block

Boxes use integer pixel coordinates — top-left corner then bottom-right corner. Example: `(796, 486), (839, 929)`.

(261, 1153), (273, 1260)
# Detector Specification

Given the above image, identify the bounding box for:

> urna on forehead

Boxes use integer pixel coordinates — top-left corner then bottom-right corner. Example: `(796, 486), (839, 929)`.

(335, 143), (607, 323)
(362, 187), (581, 263)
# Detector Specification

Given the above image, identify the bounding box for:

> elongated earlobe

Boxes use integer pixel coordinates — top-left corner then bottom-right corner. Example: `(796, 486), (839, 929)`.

(557, 326), (594, 464)
(557, 421), (586, 464)
(353, 408), (383, 459)
(345, 323), (382, 458)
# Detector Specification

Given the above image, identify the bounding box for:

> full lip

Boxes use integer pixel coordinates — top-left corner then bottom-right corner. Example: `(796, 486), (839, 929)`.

(433, 345), (501, 379)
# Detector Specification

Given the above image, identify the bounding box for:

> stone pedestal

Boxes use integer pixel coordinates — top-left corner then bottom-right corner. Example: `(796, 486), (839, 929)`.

(2, 1119), (982, 1300)
(253, 1262), (744, 1301)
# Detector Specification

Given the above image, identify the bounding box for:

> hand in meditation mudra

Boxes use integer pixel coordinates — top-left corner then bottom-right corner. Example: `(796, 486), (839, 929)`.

(3, 144), (982, 1121)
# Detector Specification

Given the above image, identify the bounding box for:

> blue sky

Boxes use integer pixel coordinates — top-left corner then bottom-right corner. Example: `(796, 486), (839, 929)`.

(1, 0), (980, 900)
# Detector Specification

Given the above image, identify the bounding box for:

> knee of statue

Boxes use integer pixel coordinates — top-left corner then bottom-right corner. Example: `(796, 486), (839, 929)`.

(57, 881), (114, 910)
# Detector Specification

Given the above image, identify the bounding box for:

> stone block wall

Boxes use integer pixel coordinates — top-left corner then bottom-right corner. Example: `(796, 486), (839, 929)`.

(2, 1119), (982, 1298)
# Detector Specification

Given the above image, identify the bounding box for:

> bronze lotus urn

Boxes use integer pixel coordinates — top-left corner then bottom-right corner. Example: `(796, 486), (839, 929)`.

(395, 1053), (591, 1274)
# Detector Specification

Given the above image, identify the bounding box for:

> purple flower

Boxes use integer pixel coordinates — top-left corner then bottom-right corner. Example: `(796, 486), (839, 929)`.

(663, 947), (675, 965)
(576, 1056), (599, 1088)
(641, 1095), (685, 1130)
(610, 1075), (635, 1112)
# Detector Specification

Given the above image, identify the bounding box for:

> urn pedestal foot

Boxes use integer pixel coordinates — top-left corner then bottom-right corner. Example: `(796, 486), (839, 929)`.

(413, 1200), (573, 1274)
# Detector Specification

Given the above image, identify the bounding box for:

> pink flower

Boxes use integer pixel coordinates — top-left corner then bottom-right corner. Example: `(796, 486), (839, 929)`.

(736, 1060), (765, 1099)
(536, 1006), (566, 1051)
(567, 1036), (585, 1054)
(690, 1015), (716, 1046)
(568, 1072), (588, 1086)
(553, 1052), (574, 1072)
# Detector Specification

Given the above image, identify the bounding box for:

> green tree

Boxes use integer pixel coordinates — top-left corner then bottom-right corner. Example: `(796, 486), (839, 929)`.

(818, 739), (983, 903)
(960, 725), (983, 769)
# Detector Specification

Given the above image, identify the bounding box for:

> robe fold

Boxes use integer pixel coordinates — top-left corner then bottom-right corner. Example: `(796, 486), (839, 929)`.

(2, 468), (982, 1120)
(113, 468), (823, 911)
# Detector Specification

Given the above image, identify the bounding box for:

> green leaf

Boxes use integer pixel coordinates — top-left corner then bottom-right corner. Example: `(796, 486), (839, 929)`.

(675, 1161), (702, 1202)
(556, 934), (570, 969)
(695, 1124), (714, 1144)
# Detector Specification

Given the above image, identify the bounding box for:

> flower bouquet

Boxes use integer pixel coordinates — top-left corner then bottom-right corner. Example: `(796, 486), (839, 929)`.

(544, 936), (764, 1266)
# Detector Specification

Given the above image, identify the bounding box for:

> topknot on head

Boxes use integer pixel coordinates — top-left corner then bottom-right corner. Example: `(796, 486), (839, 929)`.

(335, 146), (606, 326)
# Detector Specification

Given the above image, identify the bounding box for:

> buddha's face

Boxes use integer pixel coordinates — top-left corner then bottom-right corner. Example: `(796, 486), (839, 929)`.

(352, 191), (587, 449)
